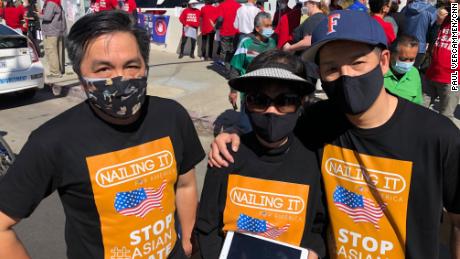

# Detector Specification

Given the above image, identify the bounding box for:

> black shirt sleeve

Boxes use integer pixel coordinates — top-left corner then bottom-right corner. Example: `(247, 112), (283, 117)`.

(442, 124), (460, 214)
(298, 14), (327, 41)
(196, 166), (228, 259)
(0, 130), (59, 219)
(293, 24), (303, 43)
(175, 104), (206, 175)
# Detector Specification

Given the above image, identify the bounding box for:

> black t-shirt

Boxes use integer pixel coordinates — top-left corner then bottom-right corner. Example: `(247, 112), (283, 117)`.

(292, 12), (326, 82)
(293, 13), (327, 43)
(196, 133), (327, 259)
(295, 97), (460, 258)
(0, 96), (205, 259)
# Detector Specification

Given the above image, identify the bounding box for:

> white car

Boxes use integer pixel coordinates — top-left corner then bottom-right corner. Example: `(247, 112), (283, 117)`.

(0, 24), (44, 98)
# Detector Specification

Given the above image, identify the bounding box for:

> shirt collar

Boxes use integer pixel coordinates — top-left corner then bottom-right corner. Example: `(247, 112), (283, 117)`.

(386, 66), (417, 82)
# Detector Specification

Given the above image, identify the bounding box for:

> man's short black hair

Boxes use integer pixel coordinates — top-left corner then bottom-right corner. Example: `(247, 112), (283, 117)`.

(390, 34), (419, 54)
(369, 0), (390, 13)
(67, 10), (150, 76)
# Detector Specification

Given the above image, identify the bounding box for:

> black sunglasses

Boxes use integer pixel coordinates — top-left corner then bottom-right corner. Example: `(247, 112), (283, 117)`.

(245, 93), (302, 113)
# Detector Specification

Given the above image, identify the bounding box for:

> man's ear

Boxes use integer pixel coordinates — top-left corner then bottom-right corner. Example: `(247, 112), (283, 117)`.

(380, 49), (391, 75)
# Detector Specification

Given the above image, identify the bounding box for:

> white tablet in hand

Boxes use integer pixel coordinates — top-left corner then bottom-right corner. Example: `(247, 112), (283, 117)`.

(219, 231), (310, 259)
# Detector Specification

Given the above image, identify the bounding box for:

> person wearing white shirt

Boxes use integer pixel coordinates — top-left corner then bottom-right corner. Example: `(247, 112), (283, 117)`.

(233, 0), (261, 40)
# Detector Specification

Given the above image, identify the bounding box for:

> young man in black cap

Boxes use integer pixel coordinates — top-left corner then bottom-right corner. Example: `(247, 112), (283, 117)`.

(209, 10), (460, 258)
(197, 50), (325, 259)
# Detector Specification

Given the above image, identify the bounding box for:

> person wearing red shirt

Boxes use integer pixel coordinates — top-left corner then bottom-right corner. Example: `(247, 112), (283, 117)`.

(94, 0), (119, 12)
(200, 0), (218, 60)
(274, 3), (301, 49)
(216, 0), (240, 68)
(425, 2), (460, 123)
(17, 2), (27, 34)
(369, 0), (396, 46)
(272, 0), (291, 27)
(120, 0), (137, 14)
(2, 0), (25, 33)
(179, 0), (201, 59)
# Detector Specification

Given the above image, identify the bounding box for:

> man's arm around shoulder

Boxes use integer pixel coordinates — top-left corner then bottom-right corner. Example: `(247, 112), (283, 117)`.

(0, 211), (29, 259)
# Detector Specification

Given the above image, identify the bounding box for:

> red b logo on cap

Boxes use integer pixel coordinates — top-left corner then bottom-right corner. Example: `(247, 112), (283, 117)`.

(327, 14), (341, 34)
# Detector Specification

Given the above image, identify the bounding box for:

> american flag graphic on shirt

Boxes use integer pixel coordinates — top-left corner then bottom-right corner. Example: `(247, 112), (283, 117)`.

(333, 186), (385, 229)
(237, 214), (290, 239)
(114, 181), (167, 218)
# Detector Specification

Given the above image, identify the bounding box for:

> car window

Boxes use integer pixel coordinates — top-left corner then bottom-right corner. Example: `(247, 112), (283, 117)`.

(0, 24), (27, 49)
(0, 24), (20, 36)
(0, 25), (27, 49)
(0, 37), (27, 49)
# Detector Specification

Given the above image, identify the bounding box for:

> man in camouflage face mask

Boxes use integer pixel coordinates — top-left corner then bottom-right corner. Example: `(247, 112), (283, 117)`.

(0, 10), (205, 259)
(82, 76), (148, 119)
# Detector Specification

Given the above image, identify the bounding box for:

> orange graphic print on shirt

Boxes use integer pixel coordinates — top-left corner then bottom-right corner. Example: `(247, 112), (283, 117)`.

(86, 137), (178, 259)
(322, 144), (413, 258)
(223, 175), (310, 246)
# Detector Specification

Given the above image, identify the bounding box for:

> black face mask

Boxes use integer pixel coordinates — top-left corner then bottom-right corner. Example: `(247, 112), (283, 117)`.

(82, 76), (148, 119)
(247, 111), (301, 143)
(322, 65), (384, 115)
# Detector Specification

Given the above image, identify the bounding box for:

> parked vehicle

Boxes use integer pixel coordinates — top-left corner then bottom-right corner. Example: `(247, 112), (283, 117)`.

(0, 23), (44, 98)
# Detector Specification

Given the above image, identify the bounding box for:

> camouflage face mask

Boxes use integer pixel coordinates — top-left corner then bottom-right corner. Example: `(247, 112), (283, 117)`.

(82, 76), (148, 119)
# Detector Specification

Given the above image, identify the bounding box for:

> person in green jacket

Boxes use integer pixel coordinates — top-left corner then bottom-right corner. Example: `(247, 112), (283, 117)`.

(228, 11), (277, 133)
(229, 12), (277, 77)
(384, 34), (423, 105)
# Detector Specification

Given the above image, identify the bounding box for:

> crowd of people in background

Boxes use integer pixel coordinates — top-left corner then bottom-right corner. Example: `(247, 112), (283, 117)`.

(0, 0), (457, 123)
(88, 0), (137, 14)
(176, 0), (459, 127)
(0, 0), (137, 80)
(0, 0), (66, 78)
(0, 0), (458, 257)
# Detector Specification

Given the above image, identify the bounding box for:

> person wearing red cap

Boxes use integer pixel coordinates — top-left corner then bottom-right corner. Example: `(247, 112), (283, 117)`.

(209, 10), (460, 258)
(179, 0), (201, 59)
(200, 0), (218, 60)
